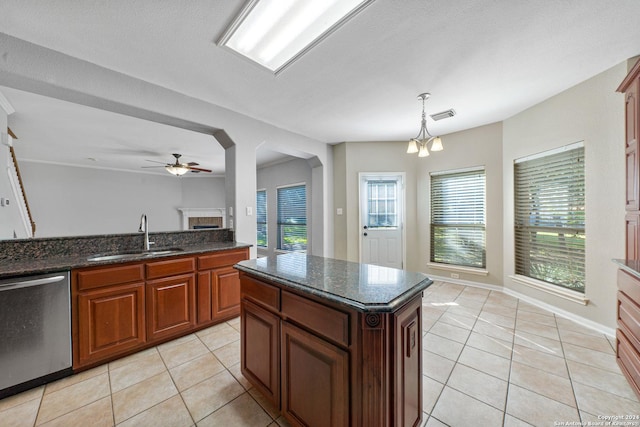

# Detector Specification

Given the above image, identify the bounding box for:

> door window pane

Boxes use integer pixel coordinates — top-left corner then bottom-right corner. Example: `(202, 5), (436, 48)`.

(366, 180), (398, 228)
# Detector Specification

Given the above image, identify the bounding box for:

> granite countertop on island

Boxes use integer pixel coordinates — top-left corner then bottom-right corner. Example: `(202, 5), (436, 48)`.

(234, 252), (432, 312)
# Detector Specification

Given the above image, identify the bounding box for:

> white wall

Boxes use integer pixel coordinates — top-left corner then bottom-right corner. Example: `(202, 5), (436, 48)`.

(256, 158), (313, 257)
(19, 161), (226, 237)
(503, 61), (626, 329)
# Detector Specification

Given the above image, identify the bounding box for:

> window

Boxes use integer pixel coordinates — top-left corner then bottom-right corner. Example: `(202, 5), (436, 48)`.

(256, 189), (267, 247)
(366, 180), (398, 228)
(430, 168), (486, 268)
(277, 184), (307, 252)
(514, 143), (585, 293)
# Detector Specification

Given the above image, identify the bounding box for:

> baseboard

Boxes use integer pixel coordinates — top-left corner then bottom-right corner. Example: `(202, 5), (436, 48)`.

(425, 273), (616, 338)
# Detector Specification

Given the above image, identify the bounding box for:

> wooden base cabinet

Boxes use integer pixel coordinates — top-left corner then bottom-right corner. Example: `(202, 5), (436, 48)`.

(146, 273), (196, 341)
(72, 248), (248, 370)
(77, 281), (145, 366)
(239, 272), (423, 427)
(241, 299), (280, 406)
(196, 249), (248, 325)
(281, 321), (349, 427)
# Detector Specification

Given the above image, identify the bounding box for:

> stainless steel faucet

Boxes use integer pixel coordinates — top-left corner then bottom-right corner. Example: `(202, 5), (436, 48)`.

(138, 214), (154, 251)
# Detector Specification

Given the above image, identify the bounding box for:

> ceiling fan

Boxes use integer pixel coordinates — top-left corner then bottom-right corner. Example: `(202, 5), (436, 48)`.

(142, 153), (212, 176)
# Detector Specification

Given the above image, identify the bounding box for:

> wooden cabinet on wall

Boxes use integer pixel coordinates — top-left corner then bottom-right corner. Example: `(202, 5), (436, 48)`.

(239, 271), (423, 427)
(72, 248), (248, 370)
(617, 58), (640, 400)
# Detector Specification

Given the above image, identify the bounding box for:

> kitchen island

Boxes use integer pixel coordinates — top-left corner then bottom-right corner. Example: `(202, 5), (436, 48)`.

(234, 253), (432, 427)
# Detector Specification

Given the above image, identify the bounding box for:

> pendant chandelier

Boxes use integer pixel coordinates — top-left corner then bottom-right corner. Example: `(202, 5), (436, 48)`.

(407, 93), (443, 157)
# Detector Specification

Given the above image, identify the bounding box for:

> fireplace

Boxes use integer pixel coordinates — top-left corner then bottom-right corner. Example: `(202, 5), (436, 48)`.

(178, 208), (226, 231)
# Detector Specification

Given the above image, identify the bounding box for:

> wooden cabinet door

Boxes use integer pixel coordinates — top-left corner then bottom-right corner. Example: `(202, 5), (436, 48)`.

(242, 299), (280, 407)
(626, 79), (640, 211)
(393, 297), (423, 427)
(281, 321), (349, 427)
(212, 266), (241, 320)
(627, 213), (640, 262)
(146, 273), (196, 342)
(627, 140), (639, 211)
(77, 282), (145, 367)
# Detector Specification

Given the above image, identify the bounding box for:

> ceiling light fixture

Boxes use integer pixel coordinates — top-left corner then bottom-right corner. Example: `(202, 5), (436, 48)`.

(407, 93), (444, 158)
(218, 0), (374, 74)
(165, 164), (189, 176)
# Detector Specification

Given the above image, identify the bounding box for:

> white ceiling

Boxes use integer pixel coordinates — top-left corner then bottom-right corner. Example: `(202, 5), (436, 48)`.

(1, 0), (640, 174)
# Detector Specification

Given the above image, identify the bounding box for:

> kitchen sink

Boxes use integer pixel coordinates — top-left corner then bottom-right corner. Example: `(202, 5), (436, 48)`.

(87, 247), (184, 262)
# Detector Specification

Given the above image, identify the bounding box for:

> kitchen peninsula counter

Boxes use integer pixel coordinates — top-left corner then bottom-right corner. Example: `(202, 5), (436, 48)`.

(235, 253), (432, 426)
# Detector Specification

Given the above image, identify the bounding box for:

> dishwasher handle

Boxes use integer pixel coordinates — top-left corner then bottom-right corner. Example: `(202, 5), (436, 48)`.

(0, 275), (67, 292)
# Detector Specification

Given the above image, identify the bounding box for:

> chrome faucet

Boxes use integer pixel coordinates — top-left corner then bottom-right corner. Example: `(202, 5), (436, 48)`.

(138, 214), (154, 251)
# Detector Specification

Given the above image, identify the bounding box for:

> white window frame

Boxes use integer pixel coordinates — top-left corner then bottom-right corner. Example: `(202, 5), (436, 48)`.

(511, 141), (588, 305)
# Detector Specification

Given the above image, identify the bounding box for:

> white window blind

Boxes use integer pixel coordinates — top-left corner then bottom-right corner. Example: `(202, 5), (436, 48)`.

(277, 184), (307, 252)
(430, 169), (486, 268)
(256, 190), (267, 248)
(514, 145), (585, 293)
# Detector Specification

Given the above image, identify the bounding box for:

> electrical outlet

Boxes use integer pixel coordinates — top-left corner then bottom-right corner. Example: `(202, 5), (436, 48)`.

(450, 273), (459, 279)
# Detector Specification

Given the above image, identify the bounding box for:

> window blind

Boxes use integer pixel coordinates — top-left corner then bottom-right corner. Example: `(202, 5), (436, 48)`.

(277, 184), (307, 252)
(514, 145), (585, 292)
(430, 169), (486, 268)
(256, 190), (267, 247)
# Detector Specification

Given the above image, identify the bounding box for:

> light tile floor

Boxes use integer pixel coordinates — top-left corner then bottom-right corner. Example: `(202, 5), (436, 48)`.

(1, 282), (639, 426)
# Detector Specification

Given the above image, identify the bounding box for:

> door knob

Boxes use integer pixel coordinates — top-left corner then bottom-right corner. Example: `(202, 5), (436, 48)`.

(363, 232), (368, 236)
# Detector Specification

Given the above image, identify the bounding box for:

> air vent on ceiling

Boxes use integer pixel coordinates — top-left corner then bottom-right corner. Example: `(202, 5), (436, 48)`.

(430, 109), (456, 121)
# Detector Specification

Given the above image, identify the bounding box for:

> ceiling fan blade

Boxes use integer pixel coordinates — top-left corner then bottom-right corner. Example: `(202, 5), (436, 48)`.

(141, 166), (165, 169)
(187, 162), (199, 166)
(145, 159), (168, 164)
(188, 166), (212, 173)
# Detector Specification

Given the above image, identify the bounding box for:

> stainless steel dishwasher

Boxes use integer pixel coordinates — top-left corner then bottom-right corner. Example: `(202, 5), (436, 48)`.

(0, 271), (72, 398)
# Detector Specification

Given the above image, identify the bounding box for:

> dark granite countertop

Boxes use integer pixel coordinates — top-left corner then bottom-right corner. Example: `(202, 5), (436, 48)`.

(0, 241), (251, 279)
(235, 253), (432, 313)
(613, 258), (640, 279)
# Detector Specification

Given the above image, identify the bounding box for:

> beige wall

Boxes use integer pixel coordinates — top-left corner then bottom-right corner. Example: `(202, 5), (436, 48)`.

(333, 122), (503, 279)
(333, 141), (420, 270)
(334, 61), (627, 330)
(418, 123), (504, 286)
(502, 62), (626, 329)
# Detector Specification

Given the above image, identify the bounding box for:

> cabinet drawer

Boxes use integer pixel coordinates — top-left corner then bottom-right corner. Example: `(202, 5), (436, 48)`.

(198, 249), (248, 270)
(146, 257), (195, 280)
(619, 269), (640, 302)
(617, 329), (640, 398)
(240, 274), (280, 312)
(75, 263), (144, 291)
(282, 291), (350, 347)
(619, 291), (640, 354)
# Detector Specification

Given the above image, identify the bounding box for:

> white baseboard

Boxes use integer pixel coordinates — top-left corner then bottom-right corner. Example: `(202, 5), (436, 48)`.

(425, 273), (616, 338)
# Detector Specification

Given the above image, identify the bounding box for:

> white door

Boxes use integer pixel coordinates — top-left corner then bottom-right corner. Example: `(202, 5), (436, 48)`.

(359, 173), (405, 269)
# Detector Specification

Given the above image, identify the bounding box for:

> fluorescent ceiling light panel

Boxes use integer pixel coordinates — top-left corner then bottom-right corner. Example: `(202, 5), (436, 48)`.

(220, 0), (373, 73)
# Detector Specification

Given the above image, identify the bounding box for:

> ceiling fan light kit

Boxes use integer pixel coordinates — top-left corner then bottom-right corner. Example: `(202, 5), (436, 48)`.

(142, 153), (212, 176)
(408, 93), (449, 157)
